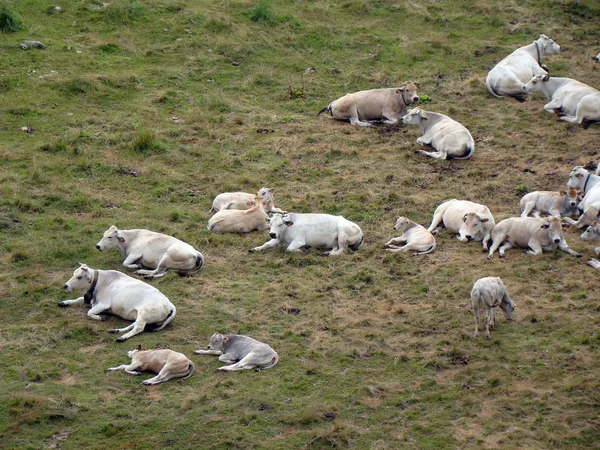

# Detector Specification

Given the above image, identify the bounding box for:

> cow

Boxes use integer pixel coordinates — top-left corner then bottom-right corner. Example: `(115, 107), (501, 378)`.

(194, 333), (279, 371)
(105, 345), (194, 385)
(471, 277), (516, 340)
(211, 187), (284, 214)
(563, 204), (600, 229)
(317, 82), (419, 127)
(384, 216), (436, 255)
(594, 53), (600, 63)
(523, 74), (600, 128)
(207, 198), (269, 233)
(427, 199), (495, 250)
(566, 167), (600, 208)
(580, 222), (600, 271)
(487, 216), (581, 259)
(520, 188), (581, 218)
(249, 213), (363, 256)
(95, 226), (204, 279)
(486, 34), (560, 101)
(401, 107), (474, 160)
(59, 264), (176, 341)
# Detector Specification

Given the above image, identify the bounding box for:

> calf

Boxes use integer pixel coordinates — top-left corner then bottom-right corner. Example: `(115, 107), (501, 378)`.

(471, 277), (516, 340)
(96, 225), (204, 279)
(384, 216), (435, 255)
(566, 166), (600, 210)
(486, 34), (560, 101)
(194, 333), (279, 371)
(564, 204), (600, 229)
(317, 82), (419, 127)
(207, 199), (269, 233)
(487, 216), (581, 259)
(402, 108), (474, 160)
(106, 345), (194, 385)
(211, 187), (284, 214)
(520, 188), (581, 218)
(428, 199), (495, 250)
(524, 74), (600, 128)
(249, 213), (363, 256)
(580, 222), (600, 271)
(59, 264), (176, 341)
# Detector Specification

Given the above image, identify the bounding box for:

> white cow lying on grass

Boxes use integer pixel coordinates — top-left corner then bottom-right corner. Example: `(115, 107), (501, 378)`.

(402, 108), (474, 160)
(211, 187), (284, 214)
(524, 74), (600, 128)
(96, 225), (204, 279)
(194, 333), (279, 371)
(207, 198), (269, 233)
(428, 199), (495, 249)
(249, 213), (363, 256)
(59, 264), (176, 341)
(471, 277), (516, 340)
(317, 82), (419, 127)
(486, 34), (560, 101)
(520, 188), (581, 218)
(594, 53), (600, 63)
(106, 345), (194, 385)
(384, 216), (436, 255)
(565, 167), (600, 228)
(580, 222), (600, 271)
(487, 216), (581, 259)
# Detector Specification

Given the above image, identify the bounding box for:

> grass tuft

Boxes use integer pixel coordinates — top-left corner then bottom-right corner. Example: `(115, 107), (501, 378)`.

(131, 129), (169, 154)
(245, 0), (275, 22)
(0, 2), (22, 32)
(104, 0), (144, 25)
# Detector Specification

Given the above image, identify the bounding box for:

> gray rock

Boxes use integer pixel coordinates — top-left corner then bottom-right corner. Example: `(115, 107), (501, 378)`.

(21, 40), (45, 50)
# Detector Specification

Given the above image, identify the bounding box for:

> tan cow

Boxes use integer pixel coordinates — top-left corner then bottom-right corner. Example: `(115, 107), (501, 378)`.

(211, 187), (284, 214)
(317, 82), (419, 127)
(384, 216), (436, 255)
(471, 277), (516, 340)
(520, 188), (581, 218)
(207, 198), (269, 233)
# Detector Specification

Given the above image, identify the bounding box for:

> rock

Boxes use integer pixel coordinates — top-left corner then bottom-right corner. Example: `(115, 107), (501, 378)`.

(304, 67), (317, 74)
(21, 40), (45, 50)
(331, 67), (342, 74)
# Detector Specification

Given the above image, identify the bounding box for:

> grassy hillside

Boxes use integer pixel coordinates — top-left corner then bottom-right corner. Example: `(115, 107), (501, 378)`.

(1, 0), (600, 448)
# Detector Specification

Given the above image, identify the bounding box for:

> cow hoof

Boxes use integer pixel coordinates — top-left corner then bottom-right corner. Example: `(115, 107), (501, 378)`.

(115, 337), (126, 342)
(107, 329), (119, 334)
(575, 254), (582, 258)
(485, 335), (491, 340)
(248, 249), (255, 253)
(58, 302), (68, 307)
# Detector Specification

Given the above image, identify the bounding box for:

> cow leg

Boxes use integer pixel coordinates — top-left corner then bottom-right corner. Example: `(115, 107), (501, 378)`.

(218, 353), (238, 364)
(87, 303), (109, 321)
(347, 108), (372, 127)
(417, 148), (448, 160)
(481, 232), (492, 251)
(498, 242), (513, 258)
(135, 255), (170, 279)
(385, 237), (407, 248)
(416, 136), (432, 146)
(557, 241), (581, 257)
(194, 349), (222, 356)
(484, 308), (492, 340)
(472, 302), (480, 337)
(543, 99), (562, 115)
(108, 323), (135, 334)
(143, 366), (178, 385)
(586, 258), (600, 271)
(58, 296), (85, 307)
(526, 242), (543, 256)
(559, 114), (579, 123)
(218, 354), (257, 371)
(249, 239), (279, 253)
(327, 233), (346, 256)
(487, 234), (506, 259)
(105, 363), (141, 375)
(520, 202), (535, 217)
(427, 214), (444, 233)
(115, 319), (147, 342)
(286, 239), (306, 252)
(122, 253), (143, 269)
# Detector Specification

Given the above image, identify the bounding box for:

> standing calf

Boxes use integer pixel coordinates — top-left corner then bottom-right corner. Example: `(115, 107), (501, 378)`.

(384, 216), (435, 255)
(194, 333), (279, 371)
(471, 277), (516, 339)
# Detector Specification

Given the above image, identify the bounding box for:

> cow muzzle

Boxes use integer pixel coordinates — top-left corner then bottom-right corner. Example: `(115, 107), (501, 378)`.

(411, 96), (419, 103)
(553, 238), (561, 243)
(269, 232), (277, 239)
(64, 283), (70, 291)
(465, 235), (473, 241)
(96, 244), (102, 251)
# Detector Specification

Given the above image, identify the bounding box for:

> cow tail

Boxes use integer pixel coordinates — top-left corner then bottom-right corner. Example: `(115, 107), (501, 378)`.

(317, 104), (332, 117)
(145, 306), (176, 332)
(181, 361), (195, 381)
(448, 145), (474, 160)
(417, 242), (436, 255)
(486, 81), (503, 98)
(262, 354), (279, 370)
(349, 235), (364, 251)
(195, 253), (204, 270)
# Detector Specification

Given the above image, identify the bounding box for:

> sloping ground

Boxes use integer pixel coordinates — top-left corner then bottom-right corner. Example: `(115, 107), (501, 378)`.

(0, 0), (599, 448)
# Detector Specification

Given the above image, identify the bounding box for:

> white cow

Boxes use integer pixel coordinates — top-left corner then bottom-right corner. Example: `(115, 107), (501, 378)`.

(207, 200), (269, 233)
(249, 213), (363, 256)
(106, 345), (194, 385)
(524, 74), (600, 128)
(486, 34), (560, 101)
(580, 222), (600, 271)
(566, 167), (600, 209)
(59, 264), (176, 341)
(520, 188), (581, 218)
(384, 216), (436, 255)
(428, 199), (495, 249)
(471, 277), (516, 340)
(594, 53), (600, 63)
(194, 333), (279, 371)
(402, 108), (474, 160)
(487, 216), (581, 259)
(317, 82), (419, 127)
(96, 226), (204, 279)
(211, 187), (284, 214)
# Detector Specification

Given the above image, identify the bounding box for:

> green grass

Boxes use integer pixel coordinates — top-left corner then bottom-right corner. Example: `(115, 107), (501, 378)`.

(1, 0), (600, 448)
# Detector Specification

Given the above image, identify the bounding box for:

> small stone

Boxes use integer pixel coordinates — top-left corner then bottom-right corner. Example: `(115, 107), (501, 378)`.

(21, 126), (33, 133)
(21, 40), (45, 50)
(331, 67), (342, 74)
(54, 6), (62, 12)
(76, 49), (83, 54)
(304, 67), (317, 74)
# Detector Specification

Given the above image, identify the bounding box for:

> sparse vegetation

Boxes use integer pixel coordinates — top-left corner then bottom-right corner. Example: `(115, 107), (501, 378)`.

(1, 0), (599, 449)
(0, 2), (22, 32)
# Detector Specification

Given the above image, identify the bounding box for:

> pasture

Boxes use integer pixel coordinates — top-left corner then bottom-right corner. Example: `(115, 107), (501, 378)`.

(1, 0), (600, 448)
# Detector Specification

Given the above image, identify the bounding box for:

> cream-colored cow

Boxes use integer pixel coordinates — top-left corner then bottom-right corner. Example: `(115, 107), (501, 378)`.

(207, 198), (269, 233)
(384, 216), (435, 255)
(471, 277), (516, 340)
(211, 187), (283, 214)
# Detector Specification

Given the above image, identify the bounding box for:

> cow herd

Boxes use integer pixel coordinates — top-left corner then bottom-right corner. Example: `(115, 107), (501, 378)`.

(57, 34), (600, 383)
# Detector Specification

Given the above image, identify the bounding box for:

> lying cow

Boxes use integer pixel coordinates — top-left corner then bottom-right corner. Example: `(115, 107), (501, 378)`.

(564, 204), (600, 229)
(106, 345), (194, 385)
(566, 167), (600, 208)
(486, 34), (560, 101)
(384, 216), (436, 255)
(211, 187), (284, 214)
(194, 333), (279, 371)
(317, 82), (419, 127)
(524, 74), (600, 128)
(520, 188), (581, 218)
(207, 198), (269, 233)
(487, 216), (581, 259)
(595, 53), (600, 63)
(471, 277), (516, 340)
(59, 264), (176, 341)
(428, 199), (495, 250)
(96, 225), (204, 279)
(402, 108), (474, 160)
(249, 213), (363, 256)
(580, 222), (600, 271)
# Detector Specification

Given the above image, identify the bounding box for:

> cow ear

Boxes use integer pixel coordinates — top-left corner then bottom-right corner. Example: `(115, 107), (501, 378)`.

(396, 88), (404, 94)
(87, 274), (93, 283)
(116, 232), (126, 243)
(136, 344), (142, 351)
(593, 221), (599, 226)
(481, 218), (489, 223)
(247, 201), (254, 206)
(223, 336), (228, 343)
(285, 221), (294, 227)
(462, 214), (468, 222)
(542, 75), (550, 82)
(541, 224), (550, 229)
(560, 191), (566, 196)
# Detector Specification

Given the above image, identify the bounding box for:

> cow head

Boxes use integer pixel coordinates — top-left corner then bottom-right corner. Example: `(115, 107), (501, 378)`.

(500, 298), (516, 320)
(402, 107), (426, 125)
(523, 73), (549, 93)
(581, 221), (600, 242)
(458, 212), (489, 242)
(268, 213), (293, 240)
(206, 333), (227, 352)
(540, 216), (565, 244)
(393, 216), (412, 233)
(536, 34), (560, 55)
(594, 53), (600, 63)
(257, 188), (274, 211)
(128, 344), (143, 359)
(64, 263), (94, 292)
(563, 187), (582, 208)
(96, 225), (124, 251)
(397, 81), (419, 105)
(566, 167), (590, 190)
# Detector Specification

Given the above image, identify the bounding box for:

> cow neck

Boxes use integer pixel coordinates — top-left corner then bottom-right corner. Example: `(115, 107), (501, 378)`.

(583, 173), (591, 194)
(84, 270), (99, 305)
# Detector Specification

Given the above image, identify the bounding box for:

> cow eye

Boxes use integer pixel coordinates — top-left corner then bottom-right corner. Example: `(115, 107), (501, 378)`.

(108, 236), (112, 239)
(77, 276), (82, 279)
